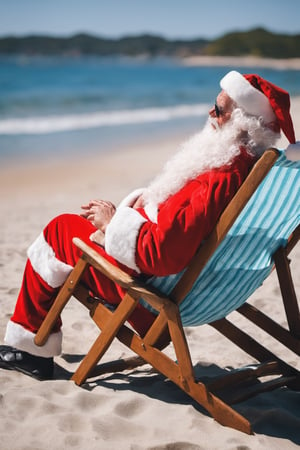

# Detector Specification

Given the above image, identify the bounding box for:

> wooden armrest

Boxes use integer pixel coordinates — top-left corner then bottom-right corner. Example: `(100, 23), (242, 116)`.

(73, 237), (135, 287)
(73, 237), (170, 312)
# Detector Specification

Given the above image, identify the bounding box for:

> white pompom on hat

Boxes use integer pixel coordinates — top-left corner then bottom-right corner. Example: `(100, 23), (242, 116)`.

(285, 141), (300, 161)
(220, 70), (296, 145)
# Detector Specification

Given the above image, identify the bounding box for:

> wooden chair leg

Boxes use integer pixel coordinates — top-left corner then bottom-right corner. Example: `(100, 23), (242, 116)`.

(237, 302), (300, 354)
(210, 317), (299, 378)
(274, 247), (300, 336)
(69, 291), (253, 434)
(165, 303), (194, 381)
(115, 307), (253, 434)
(35, 257), (88, 346)
(72, 292), (139, 385)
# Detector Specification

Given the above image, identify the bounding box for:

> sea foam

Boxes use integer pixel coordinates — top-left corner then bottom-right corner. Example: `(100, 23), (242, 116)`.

(0, 104), (208, 135)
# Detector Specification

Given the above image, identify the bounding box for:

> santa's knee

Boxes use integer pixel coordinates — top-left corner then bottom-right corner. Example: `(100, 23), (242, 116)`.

(46, 213), (79, 232)
(43, 213), (85, 245)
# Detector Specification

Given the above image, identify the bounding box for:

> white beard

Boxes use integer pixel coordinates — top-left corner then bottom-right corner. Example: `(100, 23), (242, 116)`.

(143, 117), (244, 208)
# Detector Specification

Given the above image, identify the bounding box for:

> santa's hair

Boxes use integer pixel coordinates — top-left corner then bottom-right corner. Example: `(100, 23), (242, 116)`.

(231, 107), (280, 157)
(143, 107), (280, 207)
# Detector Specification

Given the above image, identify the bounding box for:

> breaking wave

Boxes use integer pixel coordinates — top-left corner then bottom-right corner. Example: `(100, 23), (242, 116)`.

(0, 103), (209, 135)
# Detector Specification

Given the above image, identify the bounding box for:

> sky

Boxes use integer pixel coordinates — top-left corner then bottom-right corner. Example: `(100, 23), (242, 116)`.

(0, 0), (299, 40)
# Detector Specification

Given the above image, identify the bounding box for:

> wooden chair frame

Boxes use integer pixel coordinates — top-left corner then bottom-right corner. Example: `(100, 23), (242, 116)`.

(34, 149), (300, 434)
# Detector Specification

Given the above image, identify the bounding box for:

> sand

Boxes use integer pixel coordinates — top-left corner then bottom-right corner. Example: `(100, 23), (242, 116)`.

(182, 55), (300, 70)
(0, 97), (299, 450)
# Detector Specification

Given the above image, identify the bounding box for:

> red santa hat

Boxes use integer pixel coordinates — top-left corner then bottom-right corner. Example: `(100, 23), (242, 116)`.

(220, 70), (296, 145)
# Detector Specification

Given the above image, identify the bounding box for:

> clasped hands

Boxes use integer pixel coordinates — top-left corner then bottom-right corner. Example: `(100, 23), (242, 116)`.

(81, 195), (144, 246)
(81, 199), (116, 246)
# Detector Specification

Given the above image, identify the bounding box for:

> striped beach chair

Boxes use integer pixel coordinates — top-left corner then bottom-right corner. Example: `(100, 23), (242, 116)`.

(145, 150), (299, 326)
(35, 149), (300, 434)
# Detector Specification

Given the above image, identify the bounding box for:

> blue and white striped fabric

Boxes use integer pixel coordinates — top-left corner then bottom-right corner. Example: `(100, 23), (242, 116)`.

(142, 152), (300, 327)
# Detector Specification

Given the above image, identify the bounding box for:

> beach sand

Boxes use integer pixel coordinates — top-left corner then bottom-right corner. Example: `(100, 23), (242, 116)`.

(182, 55), (300, 70)
(0, 97), (299, 450)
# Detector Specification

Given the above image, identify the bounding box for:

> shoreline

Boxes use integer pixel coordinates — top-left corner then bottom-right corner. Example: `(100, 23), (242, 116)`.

(2, 53), (300, 70)
(182, 55), (300, 69)
(0, 94), (299, 178)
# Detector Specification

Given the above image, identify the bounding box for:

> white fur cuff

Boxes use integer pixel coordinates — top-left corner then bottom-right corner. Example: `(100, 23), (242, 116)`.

(118, 188), (145, 208)
(5, 320), (62, 357)
(27, 232), (73, 288)
(105, 206), (147, 273)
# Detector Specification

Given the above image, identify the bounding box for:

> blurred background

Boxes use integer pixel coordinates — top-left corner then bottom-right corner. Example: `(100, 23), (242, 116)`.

(0, 0), (300, 164)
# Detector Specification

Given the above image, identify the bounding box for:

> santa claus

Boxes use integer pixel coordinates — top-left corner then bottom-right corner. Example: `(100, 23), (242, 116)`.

(0, 71), (298, 380)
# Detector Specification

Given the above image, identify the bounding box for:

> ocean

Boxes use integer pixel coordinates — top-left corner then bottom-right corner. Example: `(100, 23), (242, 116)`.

(1, 55), (300, 162)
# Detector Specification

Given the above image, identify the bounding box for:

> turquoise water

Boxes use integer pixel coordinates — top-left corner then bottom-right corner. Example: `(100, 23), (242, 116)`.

(1, 55), (300, 160)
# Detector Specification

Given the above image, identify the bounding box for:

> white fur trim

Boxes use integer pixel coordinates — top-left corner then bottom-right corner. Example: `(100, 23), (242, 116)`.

(118, 188), (145, 208)
(220, 70), (276, 124)
(5, 320), (62, 357)
(285, 142), (300, 161)
(144, 202), (158, 223)
(105, 206), (147, 273)
(27, 232), (73, 288)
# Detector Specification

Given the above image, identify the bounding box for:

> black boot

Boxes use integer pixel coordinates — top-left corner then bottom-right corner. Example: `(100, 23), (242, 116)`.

(0, 345), (54, 380)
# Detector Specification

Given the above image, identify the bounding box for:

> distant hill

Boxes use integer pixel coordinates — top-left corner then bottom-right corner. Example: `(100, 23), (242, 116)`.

(0, 33), (208, 57)
(204, 28), (300, 58)
(0, 28), (299, 59)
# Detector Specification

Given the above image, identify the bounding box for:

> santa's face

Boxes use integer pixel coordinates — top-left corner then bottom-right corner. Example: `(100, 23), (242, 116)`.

(209, 91), (234, 129)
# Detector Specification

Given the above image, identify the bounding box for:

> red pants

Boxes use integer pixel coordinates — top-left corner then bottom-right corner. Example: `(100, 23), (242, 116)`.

(5, 214), (156, 357)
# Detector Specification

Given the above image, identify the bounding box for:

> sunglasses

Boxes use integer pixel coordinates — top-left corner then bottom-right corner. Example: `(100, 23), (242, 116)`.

(214, 102), (222, 118)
